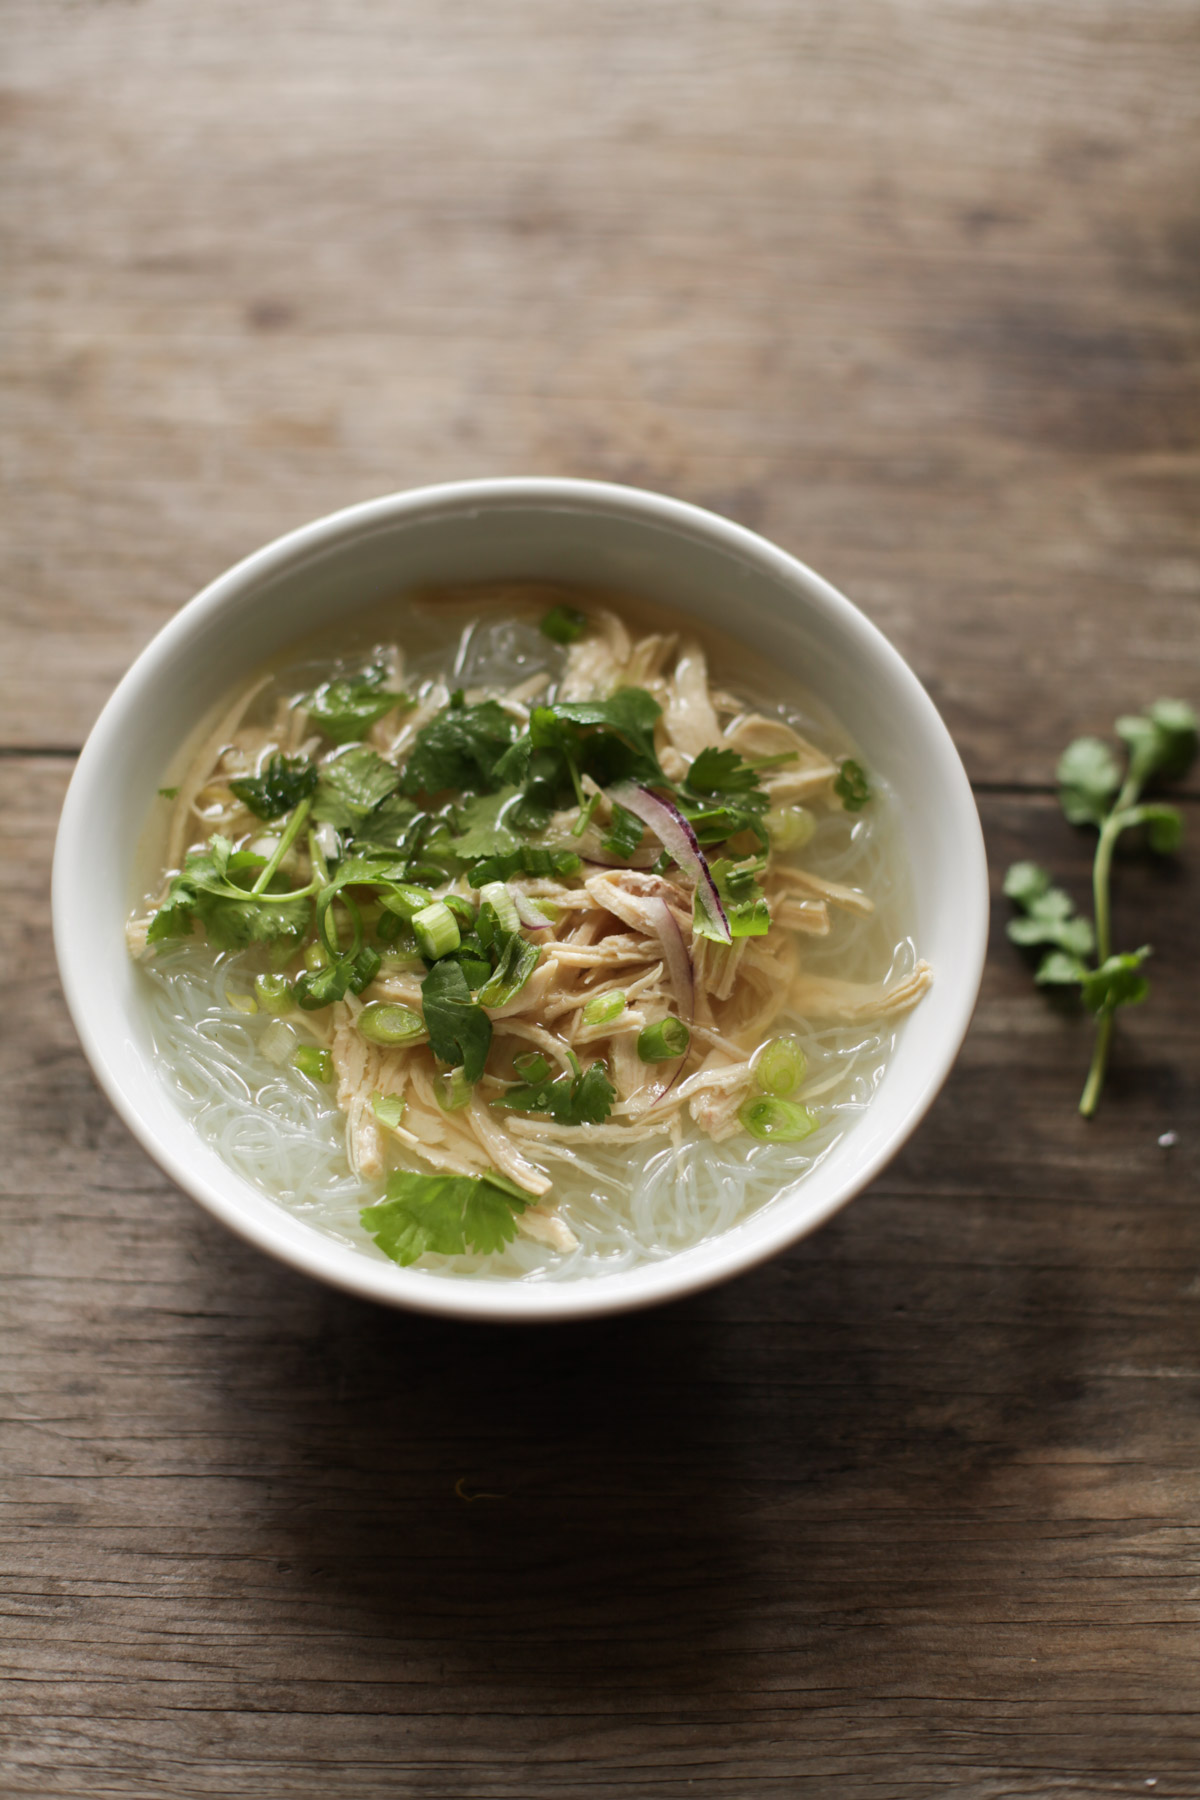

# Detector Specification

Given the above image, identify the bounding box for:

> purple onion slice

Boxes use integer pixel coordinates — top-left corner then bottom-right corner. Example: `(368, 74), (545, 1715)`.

(646, 896), (695, 1023)
(608, 781), (732, 945)
(511, 890), (553, 931)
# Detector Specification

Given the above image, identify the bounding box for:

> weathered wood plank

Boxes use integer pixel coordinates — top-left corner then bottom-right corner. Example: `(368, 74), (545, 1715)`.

(2, 753), (1197, 1796)
(2, 0), (1197, 779)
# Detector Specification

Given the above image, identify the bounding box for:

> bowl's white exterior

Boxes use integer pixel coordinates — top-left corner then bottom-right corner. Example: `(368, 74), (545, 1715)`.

(52, 480), (988, 1322)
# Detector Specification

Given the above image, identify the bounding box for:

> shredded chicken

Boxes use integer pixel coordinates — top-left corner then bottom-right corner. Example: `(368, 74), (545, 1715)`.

(790, 960), (934, 1024)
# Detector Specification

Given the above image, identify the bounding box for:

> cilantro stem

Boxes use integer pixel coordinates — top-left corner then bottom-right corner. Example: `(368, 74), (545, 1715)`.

(308, 826), (330, 887)
(563, 746), (586, 813)
(1080, 772), (1142, 1118)
(1079, 1014), (1113, 1120)
(251, 798), (313, 896)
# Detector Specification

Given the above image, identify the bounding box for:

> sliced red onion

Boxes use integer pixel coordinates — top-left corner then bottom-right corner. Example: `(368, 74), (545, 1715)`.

(512, 890), (553, 931)
(608, 781), (731, 945)
(642, 1056), (688, 1114)
(646, 896), (695, 1023)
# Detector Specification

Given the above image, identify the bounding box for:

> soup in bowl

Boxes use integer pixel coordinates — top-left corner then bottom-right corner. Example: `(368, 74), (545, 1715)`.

(53, 480), (988, 1321)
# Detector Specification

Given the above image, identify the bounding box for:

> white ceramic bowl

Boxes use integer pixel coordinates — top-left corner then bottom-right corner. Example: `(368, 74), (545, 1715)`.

(53, 479), (988, 1322)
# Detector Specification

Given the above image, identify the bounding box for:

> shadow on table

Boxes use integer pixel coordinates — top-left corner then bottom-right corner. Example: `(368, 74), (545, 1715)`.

(229, 1189), (1111, 1718)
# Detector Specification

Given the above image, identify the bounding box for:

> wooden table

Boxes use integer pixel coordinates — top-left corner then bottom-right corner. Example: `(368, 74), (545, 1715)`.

(3, 4), (1198, 1793)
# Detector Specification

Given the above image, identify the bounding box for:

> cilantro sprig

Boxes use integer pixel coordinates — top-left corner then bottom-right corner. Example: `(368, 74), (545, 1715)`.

(361, 1168), (536, 1265)
(675, 746), (794, 850)
(1005, 698), (1196, 1117)
(148, 814), (316, 951)
(495, 689), (666, 806)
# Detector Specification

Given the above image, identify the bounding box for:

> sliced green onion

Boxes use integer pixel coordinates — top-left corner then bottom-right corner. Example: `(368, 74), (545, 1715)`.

(738, 1097), (819, 1142)
(225, 988), (258, 1015)
(539, 603), (587, 646)
(637, 1016), (690, 1063)
(357, 1001), (426, 1047)
(583, 989), (626, 1028)
(254, 974), (293, 1015)
(412, 901), (461, 960)
(304, 941), (330, 973)
(514, 1051), (551, 1083)
(370, 1090), (407, 1130)
(765, 805), (816, 853)
(442, 893), (478, 928)
(477, 935), (540, 1008)
(433, 1068), (474, 1112)
(378, 882), (435, 922)
(478, 880), (520, 936)
(294, 1045), (333, 1083)
(753, 1035), (808, 1099)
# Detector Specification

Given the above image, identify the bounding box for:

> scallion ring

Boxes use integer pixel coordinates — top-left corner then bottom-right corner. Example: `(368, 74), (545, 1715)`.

(357, 1002), (426, 1048)
(753, 1035), (808, 1099)
(637, 1016), (690, 1063)
(738, 1097), (819, 1142)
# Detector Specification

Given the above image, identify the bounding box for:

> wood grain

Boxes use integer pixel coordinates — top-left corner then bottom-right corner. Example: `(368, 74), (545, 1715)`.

(2, 1), (1199, 1795)
(2, 0), (1198, 779)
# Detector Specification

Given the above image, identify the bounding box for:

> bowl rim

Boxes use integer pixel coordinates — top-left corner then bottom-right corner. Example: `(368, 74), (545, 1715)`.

(53, 477), (989, 1322)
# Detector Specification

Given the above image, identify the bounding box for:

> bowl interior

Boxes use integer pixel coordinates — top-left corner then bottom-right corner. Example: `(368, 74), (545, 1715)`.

(54, 482), (988, 1321)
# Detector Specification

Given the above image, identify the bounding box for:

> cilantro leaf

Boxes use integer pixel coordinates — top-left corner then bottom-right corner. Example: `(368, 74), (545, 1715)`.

(539, 605), (587, 646)
(687, 747), (766, 795)
(303, 665), (409, 745)
(539, 689), (663, 777)
(675, 750), (772, 851)
(350, 791), (423, 851)
(420, 958), (493, 1082)
(1002, 861), (1052, 906)
(834, 759), (871, 812)
(1057, 736), (1122, 826)
(677, 797), (769, 849)
(1117, 700), (1198, 786)
(448, 788), (524, 860)
(1131, 803), (1185, 855)
(147, 835), (312, 951)
(492, 1058), (615, 1125)
(401, 692), (518, 798)
(1081, 947), (1152, 1016)
(192, 885), (313, 953)
(496, 689), (666, 797)
(228, 754), (318, 821)
(1003, 865), (1095, 960)
(1034, 950), (1090, 987)
(312, 746), (401, 829)
(361, 1169), (535, 1265)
